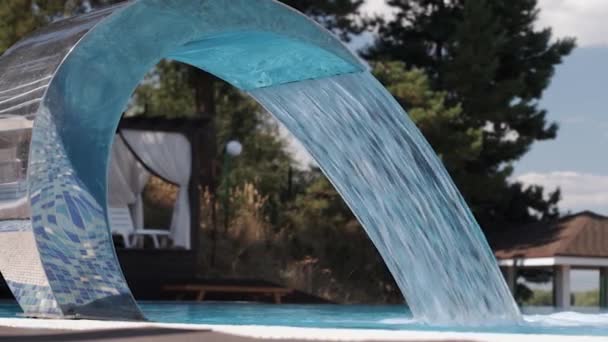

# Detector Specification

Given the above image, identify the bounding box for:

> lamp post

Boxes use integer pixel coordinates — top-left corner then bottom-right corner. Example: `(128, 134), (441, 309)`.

(210, 139), (242, 266)
(222, 140), (243, 233)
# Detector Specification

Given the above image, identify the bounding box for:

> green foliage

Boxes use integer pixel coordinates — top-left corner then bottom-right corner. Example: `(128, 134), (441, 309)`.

(284, 169), (402, 303)
(372, 61), (482, 171)
(523, 289), (600, 307)
(367, 0), (574, 229)
(279, 0), (364, 39)
(214, 82), (294, 228)
(0, 0), (121, 53)
(574, 290), (599, 307)
(0, 1), (43, 52)
(523, 290), (553, 306)
(129, 61), (197, 118)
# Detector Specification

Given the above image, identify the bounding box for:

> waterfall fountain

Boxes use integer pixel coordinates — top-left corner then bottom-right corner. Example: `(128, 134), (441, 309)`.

(0, 0), (519, 325)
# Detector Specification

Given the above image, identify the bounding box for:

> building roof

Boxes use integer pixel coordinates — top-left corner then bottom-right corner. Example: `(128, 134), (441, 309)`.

(490, 211), (608, 259)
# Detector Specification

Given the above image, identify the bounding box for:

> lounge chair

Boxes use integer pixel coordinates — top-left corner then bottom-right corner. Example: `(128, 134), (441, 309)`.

(108, 207), (171, 248)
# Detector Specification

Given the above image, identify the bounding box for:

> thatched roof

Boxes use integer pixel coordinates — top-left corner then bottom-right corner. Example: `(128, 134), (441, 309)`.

(490, 211), (608, 259)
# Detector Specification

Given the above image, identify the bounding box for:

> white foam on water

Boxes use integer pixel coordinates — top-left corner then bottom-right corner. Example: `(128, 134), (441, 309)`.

(375, 312), (608, 329)
(378, 318), (417, 325)
(524, 312), (608, 327)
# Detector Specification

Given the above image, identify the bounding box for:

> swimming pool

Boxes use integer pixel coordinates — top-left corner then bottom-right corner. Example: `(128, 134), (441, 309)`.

(0, 301), (606, 337)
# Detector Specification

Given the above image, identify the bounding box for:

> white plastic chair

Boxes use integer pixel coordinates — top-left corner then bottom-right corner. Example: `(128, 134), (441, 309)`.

(108, 207), (170, 248)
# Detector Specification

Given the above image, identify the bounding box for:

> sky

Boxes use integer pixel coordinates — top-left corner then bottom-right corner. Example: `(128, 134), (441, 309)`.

(514, 0), (608, 219)
(507, 2), (608, 292)
(283, 0), (608, 292)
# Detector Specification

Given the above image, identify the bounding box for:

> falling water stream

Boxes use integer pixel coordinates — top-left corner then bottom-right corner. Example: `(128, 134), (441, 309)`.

(250, 72), (521, 325)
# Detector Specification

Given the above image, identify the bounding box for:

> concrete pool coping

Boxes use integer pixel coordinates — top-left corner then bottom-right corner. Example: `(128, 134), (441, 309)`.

(0, 318), (604, 342)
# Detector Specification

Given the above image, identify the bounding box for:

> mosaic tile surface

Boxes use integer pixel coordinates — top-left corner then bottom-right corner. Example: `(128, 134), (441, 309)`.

(27, 106), (143, 320)
(0, 221), (60, 316)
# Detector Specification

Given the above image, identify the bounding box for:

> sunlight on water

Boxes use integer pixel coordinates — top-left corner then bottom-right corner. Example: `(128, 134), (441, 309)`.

(250, 72), (520, 325)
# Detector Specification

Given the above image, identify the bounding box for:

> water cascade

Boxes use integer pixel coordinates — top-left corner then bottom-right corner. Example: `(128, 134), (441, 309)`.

(251, 72), (521, 325)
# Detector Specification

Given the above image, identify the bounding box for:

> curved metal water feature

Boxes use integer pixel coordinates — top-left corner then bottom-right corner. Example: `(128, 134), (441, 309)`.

(0, 0), (519, 324)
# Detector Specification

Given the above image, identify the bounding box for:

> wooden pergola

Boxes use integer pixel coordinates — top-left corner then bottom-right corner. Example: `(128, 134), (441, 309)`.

(489, 211), (608, 308)
(115, 115), (216, 298)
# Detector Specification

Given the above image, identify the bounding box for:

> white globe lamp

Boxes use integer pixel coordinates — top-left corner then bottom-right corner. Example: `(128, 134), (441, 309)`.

(226, 140), (243, 157)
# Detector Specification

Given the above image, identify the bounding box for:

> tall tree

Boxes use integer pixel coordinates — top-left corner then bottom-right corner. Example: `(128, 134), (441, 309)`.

(280, 0), (364, 40)
(367, 0), (574, 229)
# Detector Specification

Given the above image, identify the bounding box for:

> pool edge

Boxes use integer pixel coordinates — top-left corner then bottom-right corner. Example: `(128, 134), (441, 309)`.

(0, 318), (602, 342)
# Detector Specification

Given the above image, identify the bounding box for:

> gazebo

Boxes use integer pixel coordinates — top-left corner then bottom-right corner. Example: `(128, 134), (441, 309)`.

(490, 211), (608, 308)
(107, 116), (214, 298)
(0, 115), (213, 300)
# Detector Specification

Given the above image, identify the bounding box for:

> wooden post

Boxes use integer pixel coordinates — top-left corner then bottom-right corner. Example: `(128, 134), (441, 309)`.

(502, 266), (517, 295)
(188, 128), (202, 274)
(600, 267), (608, 308)
(306, 263), (313, 294)
(553, 265), (571, 309)
(190, 68), (218, 268)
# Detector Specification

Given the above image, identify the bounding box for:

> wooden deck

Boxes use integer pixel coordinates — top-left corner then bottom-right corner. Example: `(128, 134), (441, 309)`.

(0, 247), (330, 304)
(163, 284), (292, 304)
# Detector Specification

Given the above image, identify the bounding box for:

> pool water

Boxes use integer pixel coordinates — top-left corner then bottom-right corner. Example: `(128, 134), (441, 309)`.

(1, 301), (607, 336)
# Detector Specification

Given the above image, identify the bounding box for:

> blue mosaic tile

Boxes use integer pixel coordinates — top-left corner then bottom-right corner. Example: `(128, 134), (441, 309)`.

(47, 215), (57, 224)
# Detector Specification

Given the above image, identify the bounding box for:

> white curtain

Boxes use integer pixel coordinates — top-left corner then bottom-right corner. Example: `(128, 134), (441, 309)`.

(121, 130), (192, 249)
(108, 136), (150, 230)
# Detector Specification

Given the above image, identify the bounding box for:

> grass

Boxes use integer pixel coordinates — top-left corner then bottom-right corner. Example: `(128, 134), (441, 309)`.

(523, 289), (599, 307)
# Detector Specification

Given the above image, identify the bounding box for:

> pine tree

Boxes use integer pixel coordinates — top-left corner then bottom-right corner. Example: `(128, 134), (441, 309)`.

(373, 61), (482, 173)
(367, 0), (574, 229)
(280, 0), (364, 40)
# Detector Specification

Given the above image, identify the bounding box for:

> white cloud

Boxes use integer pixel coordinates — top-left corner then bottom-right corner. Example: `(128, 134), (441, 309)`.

(361, 0), (394, 17)
(360, 0), (608, 47)
(533, 0), (608, 47)
(516, 171), (608, 215)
